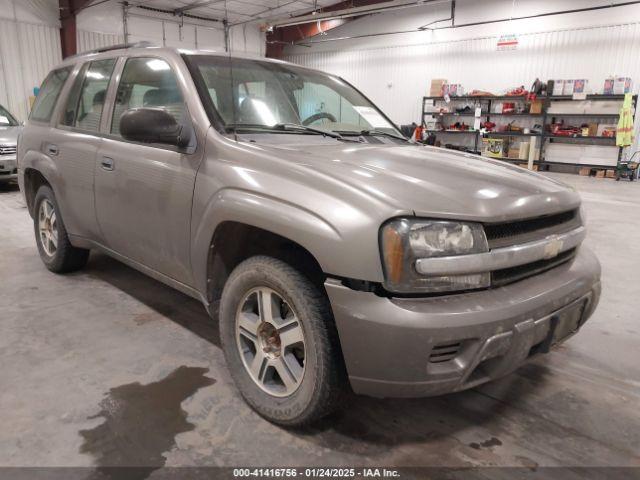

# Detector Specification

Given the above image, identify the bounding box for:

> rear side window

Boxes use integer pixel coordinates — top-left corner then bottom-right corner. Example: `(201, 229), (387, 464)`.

(62, 58), (116, 132)
(30, 67), (72, 122)
(111, 57), (184, 136)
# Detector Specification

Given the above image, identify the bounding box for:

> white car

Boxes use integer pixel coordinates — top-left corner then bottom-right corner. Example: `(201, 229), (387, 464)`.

(0, 104), (20, 182)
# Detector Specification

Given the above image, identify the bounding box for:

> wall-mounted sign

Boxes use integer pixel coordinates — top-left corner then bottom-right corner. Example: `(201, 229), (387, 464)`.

(497, 34), (518, 51)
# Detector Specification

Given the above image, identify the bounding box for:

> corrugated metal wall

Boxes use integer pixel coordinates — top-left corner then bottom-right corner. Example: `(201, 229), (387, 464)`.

(0, 19), (61, 122)
(284, 23), (640, 127)
(77, 30), (123, 55)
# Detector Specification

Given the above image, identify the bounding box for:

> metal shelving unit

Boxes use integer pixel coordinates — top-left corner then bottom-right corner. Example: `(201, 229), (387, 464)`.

(421, 93), (637, 171)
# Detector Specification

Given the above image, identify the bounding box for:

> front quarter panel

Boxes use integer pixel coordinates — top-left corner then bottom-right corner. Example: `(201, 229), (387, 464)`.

(190, 131), (406, 296)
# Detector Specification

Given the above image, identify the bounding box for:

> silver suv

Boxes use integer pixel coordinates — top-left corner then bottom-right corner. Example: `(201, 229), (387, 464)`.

(18, 45), (601, 426)
(0, 104), (20, 182)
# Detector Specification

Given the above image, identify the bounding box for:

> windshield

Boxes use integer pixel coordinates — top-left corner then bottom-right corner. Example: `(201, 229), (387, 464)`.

(0, 105), (19, 127)
(186, 55), (401, 136)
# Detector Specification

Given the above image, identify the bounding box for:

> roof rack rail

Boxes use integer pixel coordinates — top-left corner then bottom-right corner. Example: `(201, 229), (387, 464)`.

(73, 41), (156, 58)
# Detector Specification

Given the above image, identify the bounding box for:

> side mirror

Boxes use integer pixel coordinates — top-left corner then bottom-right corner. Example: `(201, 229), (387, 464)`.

(120, 107), (191, 148)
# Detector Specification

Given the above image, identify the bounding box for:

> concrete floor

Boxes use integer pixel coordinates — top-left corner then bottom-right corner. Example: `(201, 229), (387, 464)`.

(1, 173), (639, 473)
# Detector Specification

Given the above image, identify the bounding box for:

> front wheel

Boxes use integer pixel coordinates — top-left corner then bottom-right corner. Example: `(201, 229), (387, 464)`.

(219, 256), (346, 426)
(33, 185), (89, 273)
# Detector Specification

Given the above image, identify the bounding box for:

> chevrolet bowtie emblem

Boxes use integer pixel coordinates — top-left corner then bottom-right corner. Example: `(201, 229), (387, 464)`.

(543, 236), (564, 259)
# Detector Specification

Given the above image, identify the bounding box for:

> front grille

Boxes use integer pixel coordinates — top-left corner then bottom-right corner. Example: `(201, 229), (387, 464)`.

(429, 342), (462, 363)
(0, 145), (17, 155)
(492, 248), (577, 287)
(484, 209), (580, 249)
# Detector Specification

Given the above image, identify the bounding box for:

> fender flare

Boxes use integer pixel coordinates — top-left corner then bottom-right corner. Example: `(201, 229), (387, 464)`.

(20, 149), (61, 215)
(191, 188), (343, 296)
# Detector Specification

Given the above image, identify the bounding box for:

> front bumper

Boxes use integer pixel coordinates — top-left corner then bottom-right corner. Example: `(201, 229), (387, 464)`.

(326, 246), (601, 398)
(0, 156), (17, 181)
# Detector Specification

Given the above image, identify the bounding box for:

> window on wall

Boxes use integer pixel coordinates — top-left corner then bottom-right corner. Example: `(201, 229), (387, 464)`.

(30, 67), (72, 122)
(111, 57), (185, 136)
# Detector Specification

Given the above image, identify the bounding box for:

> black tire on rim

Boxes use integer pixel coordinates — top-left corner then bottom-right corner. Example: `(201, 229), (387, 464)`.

(33, 185), (89, 273)
(219, 255), (346, 426)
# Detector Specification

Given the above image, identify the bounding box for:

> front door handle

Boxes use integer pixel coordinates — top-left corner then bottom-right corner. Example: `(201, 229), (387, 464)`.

(100, 156), (115, 171)
(46, 144), (59, 156)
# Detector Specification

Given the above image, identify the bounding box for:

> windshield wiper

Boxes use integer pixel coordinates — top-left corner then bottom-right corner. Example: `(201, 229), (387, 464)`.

(273, 123), (352, 141)
(226, 123), (359, 142)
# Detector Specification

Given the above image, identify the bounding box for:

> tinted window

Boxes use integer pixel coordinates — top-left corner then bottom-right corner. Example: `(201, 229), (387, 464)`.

(111, 57), (184, 135)
(61, 64), (88, 127)
(62, 59), (116, 132)
(30, 67), (71, 122)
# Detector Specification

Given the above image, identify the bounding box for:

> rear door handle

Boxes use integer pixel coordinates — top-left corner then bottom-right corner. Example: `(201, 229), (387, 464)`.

(100, 156), (115, 171)
(46, 144), (59, 156)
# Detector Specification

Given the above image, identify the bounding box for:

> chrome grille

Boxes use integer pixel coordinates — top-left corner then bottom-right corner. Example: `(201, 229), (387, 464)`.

(0, 145), (17, 155)
(492, 248), (577, 287)
(484, 209), (581, 249)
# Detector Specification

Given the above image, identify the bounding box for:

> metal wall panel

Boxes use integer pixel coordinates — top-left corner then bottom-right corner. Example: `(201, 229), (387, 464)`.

(77, 30), (123, 54)
(0, 19), (61, 122)
(284, 23), (640, 153)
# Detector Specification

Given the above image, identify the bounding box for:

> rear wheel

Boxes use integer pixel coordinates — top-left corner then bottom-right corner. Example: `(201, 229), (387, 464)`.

(34, 185), (89, 273)
(219, 255), (345, 426)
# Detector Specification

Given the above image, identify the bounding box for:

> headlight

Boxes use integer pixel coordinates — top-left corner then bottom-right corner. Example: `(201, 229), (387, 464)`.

(380, 218), (489, 293)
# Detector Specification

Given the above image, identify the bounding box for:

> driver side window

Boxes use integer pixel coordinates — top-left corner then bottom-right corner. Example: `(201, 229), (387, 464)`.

(111, 57), (185, 136)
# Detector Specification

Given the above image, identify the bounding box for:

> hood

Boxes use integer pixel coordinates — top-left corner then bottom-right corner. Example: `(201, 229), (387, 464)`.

(243, 135), (580, 223)
(0, 125), (21, 145)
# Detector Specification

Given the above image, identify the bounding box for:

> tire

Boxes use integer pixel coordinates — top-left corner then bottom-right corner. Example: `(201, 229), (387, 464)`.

(219, 255), (346, 426)
(33, 185), (89, 273)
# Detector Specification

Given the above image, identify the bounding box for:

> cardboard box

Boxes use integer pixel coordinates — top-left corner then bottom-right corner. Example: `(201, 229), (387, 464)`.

(530, 100), (543, 114)
(573, 79), (588, 94)
(597, 124), (617, 136)
(483, 138), (504, 158)
(606, 169), (616, 178)
(430, 79), (447, 97)
(508, 148), (521, 159)
(603, 77), (615, 95)
(579, 167), (591, 176)
(588, 123), (598, 136)
(614, 77), (633, 94)
(552, 79), (565, 96)
(563, 79), (575, 95)
(595, 170), (605, 178)
(518, 142), (530, 159)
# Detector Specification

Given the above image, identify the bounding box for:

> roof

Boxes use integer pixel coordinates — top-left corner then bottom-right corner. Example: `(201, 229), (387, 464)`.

(57, 43), (320, 72)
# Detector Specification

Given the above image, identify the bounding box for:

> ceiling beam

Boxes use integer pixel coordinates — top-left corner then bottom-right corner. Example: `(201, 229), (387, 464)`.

(268, 0), (445, 27)
(265, 0), (393, 57)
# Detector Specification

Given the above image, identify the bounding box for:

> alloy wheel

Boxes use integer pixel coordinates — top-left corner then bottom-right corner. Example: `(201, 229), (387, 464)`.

(235, 287), (306, 397)
(38, 199), (58, 257)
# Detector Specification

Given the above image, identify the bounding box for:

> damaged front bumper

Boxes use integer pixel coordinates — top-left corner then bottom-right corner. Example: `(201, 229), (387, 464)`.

(325, 246), (601, 398)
